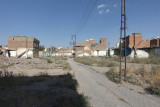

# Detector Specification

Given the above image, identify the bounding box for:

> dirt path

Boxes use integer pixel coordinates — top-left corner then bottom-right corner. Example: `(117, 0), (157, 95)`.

(68, 58), (160, 107)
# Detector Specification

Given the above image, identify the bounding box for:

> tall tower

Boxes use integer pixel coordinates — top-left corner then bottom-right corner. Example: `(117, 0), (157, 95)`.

(119, 0), (127, 82)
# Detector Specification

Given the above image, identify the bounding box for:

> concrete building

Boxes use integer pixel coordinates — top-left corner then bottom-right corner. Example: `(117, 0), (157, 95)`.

(55, 48), (73, 56)
(125, 33), (143, 48)
(121, 33), (160, 58)
(75, 38), (107, 57)
(7, 36), (40, 58)
(150, 37), (160, 47)
(150, 37), (160, 56)
(92, 38), (107, 56)
(121, 33), (150, 58)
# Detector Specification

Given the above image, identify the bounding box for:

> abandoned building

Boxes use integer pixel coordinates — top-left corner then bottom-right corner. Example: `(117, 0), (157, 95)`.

(75, 38), (107, 57)
(7, 36), (40, 58)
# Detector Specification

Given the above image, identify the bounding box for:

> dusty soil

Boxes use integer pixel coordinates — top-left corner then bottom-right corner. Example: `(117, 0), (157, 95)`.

(0, 56), (69, 76)
(0, 56), (89, 107)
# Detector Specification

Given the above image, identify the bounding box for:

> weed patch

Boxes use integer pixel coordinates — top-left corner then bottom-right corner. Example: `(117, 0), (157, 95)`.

(75, 57), (95, 66)
(47, 59), (53, 63)
(75, 57), (117, 67)
(105, 68), (120, 83)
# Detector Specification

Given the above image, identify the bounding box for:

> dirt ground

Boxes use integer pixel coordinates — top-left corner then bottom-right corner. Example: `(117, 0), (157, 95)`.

(0, 56), (89, 107)
(0, 56), (70, 76)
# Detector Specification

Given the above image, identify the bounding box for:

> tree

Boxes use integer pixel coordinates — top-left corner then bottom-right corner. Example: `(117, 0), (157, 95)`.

(39, 45), (45, 51)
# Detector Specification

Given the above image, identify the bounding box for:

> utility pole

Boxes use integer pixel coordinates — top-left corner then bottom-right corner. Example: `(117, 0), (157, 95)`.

(108, 42), (110, 57)
(71, 35), (76, 57)
(50, 45), (52, 58)
(120, 0), (127, 82)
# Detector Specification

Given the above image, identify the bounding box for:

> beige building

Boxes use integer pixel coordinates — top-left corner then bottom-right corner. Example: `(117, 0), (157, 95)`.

(8, 36), (40, 58)
(75, 38), (107, 57)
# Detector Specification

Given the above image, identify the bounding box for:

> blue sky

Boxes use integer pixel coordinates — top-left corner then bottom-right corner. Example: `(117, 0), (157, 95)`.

(0, 0), (160, 48)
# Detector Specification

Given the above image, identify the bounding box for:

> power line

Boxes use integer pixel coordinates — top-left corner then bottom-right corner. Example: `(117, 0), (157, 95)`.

(75, 0), (98, 34)
(76, 0), (93, 32)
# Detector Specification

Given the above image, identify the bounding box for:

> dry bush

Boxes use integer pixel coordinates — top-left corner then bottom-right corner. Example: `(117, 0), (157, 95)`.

(127, 66), (160, 89)
(55, 60), (72, 71)
(145, 66), (160, 85)
(47, 59), (53, 63)
(61, 62), (72, 71)
(105, 68), (120, 83)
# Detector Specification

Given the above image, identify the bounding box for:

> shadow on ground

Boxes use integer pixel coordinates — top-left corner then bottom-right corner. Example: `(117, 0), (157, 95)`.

(144, 85), (160, 96)
(0, 72), (90, 107)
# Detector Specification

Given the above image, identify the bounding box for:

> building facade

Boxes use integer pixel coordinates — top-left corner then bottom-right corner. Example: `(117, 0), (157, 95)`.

(8, 36), (40, 58)
(75, 38), (107, 57)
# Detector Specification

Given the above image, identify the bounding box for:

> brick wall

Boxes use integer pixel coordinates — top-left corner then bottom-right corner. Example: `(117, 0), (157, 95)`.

(125, 33), (142, 48)
(8, 36), (39, 50)
(129, 35), (142, 48)
(100, 38), (107, 48)
(150, 38), (160, 47)
(86, 39), (95, 45)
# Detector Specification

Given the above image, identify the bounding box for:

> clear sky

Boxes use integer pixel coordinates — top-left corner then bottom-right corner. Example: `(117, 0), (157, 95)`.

(0, 0), (160, 48)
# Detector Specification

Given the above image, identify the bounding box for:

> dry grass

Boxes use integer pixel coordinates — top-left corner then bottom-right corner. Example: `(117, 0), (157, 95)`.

(0, 63), (14, 69)
(75, 57), (95, 66)
(105, 68), (120, 83)
(112, 56), (160, 65)
(127, 66), (160, 86)
(54, 56), (68, 60)
(61, 61), (72, 71)
(127, 65), (160, 95)
(128, 56), (160, 64)
(96, 60), (117, 67)
(105, 65), (160, 96)
(39, 57), (72, 71)
(55, 60), (72, 71)
(75, 57), (117, 67)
